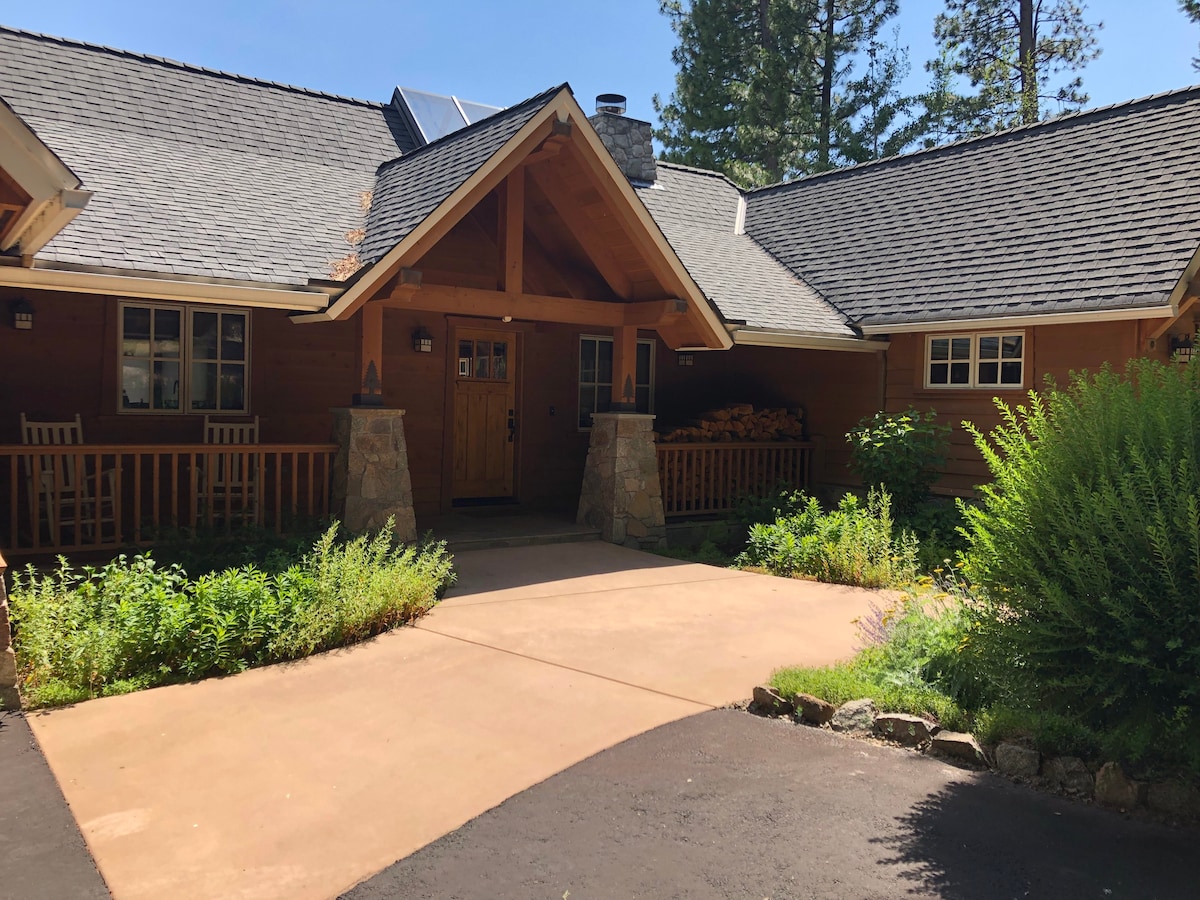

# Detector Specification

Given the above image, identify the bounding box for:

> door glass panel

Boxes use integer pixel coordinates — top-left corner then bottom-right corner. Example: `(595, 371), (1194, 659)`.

(474, 341), (492, 378)
(458, 340), (474, 377)
(492, 342), (508, 380)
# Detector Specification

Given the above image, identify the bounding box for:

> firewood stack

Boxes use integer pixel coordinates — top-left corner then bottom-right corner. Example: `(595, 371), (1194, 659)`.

(657, 404), (806, 443)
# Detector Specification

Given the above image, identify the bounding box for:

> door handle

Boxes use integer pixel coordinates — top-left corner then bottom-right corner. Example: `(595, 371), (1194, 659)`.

(507, 409), (516, 443)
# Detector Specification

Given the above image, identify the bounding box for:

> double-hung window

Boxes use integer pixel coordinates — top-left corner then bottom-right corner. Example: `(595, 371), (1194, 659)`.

(578, 335), (654, 428)
(120, 302), (250, 413)
(926, 332), (1024, 389)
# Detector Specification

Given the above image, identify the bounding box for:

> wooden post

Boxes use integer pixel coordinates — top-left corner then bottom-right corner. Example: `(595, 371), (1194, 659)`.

(611, 324), (638, 411)
(499, 168), (525, 292)
(354, 300), (384, 406)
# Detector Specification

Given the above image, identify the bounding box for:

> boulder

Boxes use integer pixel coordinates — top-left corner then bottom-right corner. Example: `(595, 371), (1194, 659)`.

(830, 699), (878, 734)
(1094, 762), (1139, 810)
(1045, 757), (1095, 797)
(931, 731), (986, 764)
(873, 713), (935, 746)
(794, 693), (836, 726)
(752, 685), (794, 717)
(994, 742), (1040, 778)
(1146, 780), (1200, 819)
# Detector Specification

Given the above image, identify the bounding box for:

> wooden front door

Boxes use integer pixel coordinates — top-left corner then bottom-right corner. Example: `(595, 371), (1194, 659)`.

(452, 328), (517, 499)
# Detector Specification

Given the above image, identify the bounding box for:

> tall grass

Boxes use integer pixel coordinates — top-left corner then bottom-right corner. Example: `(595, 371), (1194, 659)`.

(10, 520), (454, 708)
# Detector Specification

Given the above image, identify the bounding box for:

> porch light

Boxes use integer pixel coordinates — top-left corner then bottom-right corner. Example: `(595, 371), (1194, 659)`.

(677, 353), (694, 366)
(1170, 332), (1195, 364)
(412, 326), (433, 353)
(9, 297), (33, 330)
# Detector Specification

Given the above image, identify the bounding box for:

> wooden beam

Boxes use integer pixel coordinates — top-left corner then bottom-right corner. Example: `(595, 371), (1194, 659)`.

(354, 300), (384, 405)
(383, 283), (628, 327)
(611, 324), (639, 410)
(525, 164), (635, 300)
(1149, 294), (1198, 341)
(624, 298), (687, 326)
(502, 168), (524, 292)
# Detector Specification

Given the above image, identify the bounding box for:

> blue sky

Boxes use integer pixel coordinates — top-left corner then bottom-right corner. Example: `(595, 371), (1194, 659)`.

(3, 1), (1197, 124)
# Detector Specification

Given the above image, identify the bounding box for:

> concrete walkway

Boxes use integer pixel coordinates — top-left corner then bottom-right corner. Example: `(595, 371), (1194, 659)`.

(27, 543), (878, 900)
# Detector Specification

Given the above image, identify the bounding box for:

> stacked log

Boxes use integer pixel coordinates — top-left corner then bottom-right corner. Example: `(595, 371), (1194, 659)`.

(657, 404), (805, 443)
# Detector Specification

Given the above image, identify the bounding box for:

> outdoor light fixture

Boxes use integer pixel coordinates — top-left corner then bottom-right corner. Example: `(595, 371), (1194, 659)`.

(412, 326), (433, 353)
(677, 352), (694, 366)
(1170, 332), (1195, 365)
(9, 297), (33, 330)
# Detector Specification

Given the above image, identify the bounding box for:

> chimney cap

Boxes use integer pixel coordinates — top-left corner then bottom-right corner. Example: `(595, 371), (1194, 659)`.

(595, 93), (627, 115)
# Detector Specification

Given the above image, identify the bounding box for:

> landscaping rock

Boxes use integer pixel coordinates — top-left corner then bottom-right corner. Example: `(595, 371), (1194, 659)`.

(793, 693), (836, 726)
(751, 685), (794, 717)
(994, 742), (1040, 778)
(1146, 780), (1200, 819)
(830, 699), (878, 734)
(1094, 763), (1140, 810)
(931, 731), (986, 764)
(873, 713), (935, 746)
(1045, 757), (1094, 797)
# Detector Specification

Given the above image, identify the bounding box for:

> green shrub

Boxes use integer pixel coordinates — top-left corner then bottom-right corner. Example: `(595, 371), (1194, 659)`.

(9, 520), (455, 707)
(737, 490), (919, 588)
(901, 498), (971, 574)
(961, 358), (1200, 757)
(848, 408), (951, 513)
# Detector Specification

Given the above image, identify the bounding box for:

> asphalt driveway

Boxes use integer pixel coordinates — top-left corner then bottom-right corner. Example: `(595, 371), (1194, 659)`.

(345, 709), (1197, 900)
(25, 542), (880, 900)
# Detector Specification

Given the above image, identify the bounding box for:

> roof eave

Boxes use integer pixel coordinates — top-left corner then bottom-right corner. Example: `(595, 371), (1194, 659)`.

(858, 305), (1175, 335)
(730, 326), (886, 352)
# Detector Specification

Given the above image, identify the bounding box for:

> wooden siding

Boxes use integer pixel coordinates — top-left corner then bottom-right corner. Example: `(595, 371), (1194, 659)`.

(885, 319), (1167, 494)
(654, 342), (883, 488)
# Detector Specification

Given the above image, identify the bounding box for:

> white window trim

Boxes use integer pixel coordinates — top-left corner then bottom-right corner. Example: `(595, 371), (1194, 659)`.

(578, 335), (656, 431)
(118, 301), (252, 414)
(924, 331), (1026, 390)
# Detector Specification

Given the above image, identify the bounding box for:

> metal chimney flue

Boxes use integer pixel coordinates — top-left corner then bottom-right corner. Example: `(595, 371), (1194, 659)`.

(595, 93), (627, 116)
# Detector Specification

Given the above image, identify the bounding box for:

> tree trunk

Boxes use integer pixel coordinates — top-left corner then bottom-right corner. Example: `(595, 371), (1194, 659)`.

(818, 0), (836, 168)
(759, 0), (781, 181)
(1018, 0), (1037, 124)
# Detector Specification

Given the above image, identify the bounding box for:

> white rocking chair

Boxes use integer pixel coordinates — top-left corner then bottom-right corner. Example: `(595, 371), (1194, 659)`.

(20, 413), (117, 545)
(197, 415), (260, 526)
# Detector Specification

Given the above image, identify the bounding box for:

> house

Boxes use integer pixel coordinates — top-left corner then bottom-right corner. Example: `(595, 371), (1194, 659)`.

(1, 25), (1197, 556)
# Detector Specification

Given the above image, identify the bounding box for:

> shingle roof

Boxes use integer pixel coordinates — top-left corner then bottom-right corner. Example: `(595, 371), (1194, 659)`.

(359, 86), (563, 265)
(636, 163), (853, 337)
(0, 26), (411, 285)
(745, 86), (1200, 327)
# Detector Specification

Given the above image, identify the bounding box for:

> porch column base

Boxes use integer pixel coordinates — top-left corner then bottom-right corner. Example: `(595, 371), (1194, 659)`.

(332, 408), (417, 542)
(577, 412), (667, 550)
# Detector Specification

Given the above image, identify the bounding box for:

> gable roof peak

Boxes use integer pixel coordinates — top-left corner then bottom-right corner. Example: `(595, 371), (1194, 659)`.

(748, 81), (1200, 197)
(0, 24), (387, 111)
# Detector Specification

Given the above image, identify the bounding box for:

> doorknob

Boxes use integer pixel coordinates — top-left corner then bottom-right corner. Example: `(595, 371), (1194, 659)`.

(507, 409), (517, 443)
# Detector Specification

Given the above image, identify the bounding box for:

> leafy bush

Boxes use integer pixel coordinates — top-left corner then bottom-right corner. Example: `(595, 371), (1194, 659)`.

(901, 498), (971, 573)
(10, 520), (455, 707)
(738, 490), (919, 588)
(848, 408), (951, 513)
(961, 359), (1200, 767)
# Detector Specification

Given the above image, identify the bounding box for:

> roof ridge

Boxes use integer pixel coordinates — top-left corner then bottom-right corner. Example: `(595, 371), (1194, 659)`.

(747, 82), (1200, 196)
(656, 160), (744, 192)
(0, 24), (387, 110)
(375, 83), (568, 173)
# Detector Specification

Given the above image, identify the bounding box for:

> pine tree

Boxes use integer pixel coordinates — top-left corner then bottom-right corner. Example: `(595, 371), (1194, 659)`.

(654, 1), (921, 184)
(931, 1), (1101, 134)
(1182, 1), (1200, 71)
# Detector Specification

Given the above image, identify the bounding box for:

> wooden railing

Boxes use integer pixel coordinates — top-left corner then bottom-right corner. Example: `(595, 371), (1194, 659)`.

(656, 441), (814, 517)
(0, 443), (338, 555)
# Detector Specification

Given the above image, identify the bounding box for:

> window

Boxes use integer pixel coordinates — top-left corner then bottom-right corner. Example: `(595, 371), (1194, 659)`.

(578, 336), (654, 428)
(926, 332), (1024, 389)
(120, 303), (250, 413)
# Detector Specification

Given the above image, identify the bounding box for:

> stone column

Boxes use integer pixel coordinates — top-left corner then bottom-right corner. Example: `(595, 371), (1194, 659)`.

(0, 552), (20, 710)
(577, 412), (667, 550)
(331, 408), (417, 541)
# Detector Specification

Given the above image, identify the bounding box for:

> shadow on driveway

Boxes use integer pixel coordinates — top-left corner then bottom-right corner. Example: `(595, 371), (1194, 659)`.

(344, 709), (1195, 900)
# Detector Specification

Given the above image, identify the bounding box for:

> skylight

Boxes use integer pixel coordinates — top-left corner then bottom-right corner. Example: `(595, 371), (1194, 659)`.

(393, 87), (503, 145)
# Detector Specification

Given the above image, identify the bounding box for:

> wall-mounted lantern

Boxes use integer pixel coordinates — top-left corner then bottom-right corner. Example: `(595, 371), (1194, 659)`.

(9, 297), (33, 330)
(677, 352), (694, 367)
(412, 326), (433, 353)
(1170, 332), (1195, 365)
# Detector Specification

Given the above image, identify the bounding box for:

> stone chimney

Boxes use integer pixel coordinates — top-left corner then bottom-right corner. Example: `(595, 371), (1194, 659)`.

(588, 93), (657, 184)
